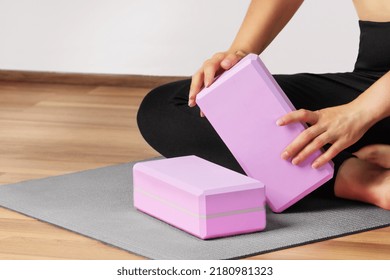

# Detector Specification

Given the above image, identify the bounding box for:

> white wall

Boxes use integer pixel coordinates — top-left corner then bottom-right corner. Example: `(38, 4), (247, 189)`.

(0, 0), (359, 76)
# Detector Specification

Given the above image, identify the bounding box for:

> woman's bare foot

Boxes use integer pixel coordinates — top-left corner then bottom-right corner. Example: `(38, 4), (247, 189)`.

(354, 144), (390, 169)
(334, 157), (390, 210)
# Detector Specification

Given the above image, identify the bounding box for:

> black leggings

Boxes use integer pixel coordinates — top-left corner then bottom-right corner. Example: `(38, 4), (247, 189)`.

(136, 21), (390, 197)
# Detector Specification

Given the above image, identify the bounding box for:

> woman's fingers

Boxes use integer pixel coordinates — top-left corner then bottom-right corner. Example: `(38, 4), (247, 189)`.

(279, 109), (328, 164)
(221, 52), (243, 70)
(278, 105), (367, 168)
(279, 114), (347, 168)
(204, 52), (244, 86)
(203, 59), (221, 87)
(188, 51), (247, 109)
(290, 132), (331, 165)
(311, 141), (343, 168)
(277, 109), (319, 126)
(281, 125), (325, 161)
(188, 70), (204, 107)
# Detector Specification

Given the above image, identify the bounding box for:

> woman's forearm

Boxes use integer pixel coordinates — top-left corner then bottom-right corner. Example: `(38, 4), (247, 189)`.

(229, 0), (304, 55)
(351, 71), (390, 128)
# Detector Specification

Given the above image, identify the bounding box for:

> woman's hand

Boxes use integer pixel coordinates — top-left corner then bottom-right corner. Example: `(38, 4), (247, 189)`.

(188, 50), (247, 116)
(276, 103), (372, 168)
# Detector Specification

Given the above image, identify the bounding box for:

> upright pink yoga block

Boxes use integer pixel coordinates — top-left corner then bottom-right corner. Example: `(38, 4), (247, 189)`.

(196, 54), (334, 213)
(133, 155), (266, 239)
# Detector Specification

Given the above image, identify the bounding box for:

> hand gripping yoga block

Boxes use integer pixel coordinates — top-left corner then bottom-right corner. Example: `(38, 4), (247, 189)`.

(196, 54), (334, 213)
(133, 155), (266, 239)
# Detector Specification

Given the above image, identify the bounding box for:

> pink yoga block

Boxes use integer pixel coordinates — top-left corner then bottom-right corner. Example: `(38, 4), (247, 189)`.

(196, 54), (334, 213)
(133, 155), (266, 239)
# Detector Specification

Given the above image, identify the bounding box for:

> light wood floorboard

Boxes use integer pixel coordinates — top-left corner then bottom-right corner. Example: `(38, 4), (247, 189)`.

(0, 81), (388, 259)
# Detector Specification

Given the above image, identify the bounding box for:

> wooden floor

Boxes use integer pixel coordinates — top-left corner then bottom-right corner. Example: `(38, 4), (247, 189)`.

(0, 81), (388, 259)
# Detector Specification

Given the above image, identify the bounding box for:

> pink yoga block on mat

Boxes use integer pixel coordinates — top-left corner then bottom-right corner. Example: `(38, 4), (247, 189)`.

(133, 155), (266, 239)
(196, 54), (334, 213)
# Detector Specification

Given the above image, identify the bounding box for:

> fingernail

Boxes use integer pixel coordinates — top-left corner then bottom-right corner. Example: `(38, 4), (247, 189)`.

(188, 100), (194, 107)
(292, 157), (300, 165)
(281, 151), (289, 160)
(312, 161), (320, 169)
(221, 59), (231, 68)
(276, 119), (284, 126)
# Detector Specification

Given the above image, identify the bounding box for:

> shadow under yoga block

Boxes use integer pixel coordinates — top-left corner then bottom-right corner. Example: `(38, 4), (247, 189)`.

(196, 54), (334, 213)
(133, 155), (266, 239)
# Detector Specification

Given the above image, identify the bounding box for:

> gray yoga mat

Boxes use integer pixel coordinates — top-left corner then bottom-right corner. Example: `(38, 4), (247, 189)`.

(0, 160), (389, 259)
